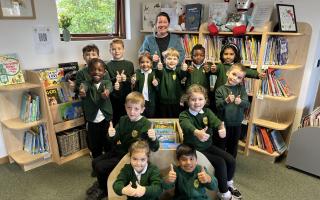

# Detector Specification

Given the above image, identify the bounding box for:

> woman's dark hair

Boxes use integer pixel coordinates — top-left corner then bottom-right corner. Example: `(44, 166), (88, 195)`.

(88, 58), (106, 71)
(156, 12), (170, 24)
(176, 144), (197, 160)
(219, 43), (241, 63)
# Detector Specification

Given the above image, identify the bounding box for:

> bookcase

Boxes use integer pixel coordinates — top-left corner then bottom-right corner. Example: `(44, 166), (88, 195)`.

(0, 71), (52, 171)
(196, 22), (312, 162)
(28, 70), (89, 165)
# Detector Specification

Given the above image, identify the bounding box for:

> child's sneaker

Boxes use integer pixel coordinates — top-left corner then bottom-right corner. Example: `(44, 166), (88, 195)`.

(217, 191), (233, 200)
(228, 185), (242, 199)
(86, 181), (99, 195)
(86, 187), (106, 200)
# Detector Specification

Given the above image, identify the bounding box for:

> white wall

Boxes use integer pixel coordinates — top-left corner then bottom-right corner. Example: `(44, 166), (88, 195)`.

(0, 0), (319, 157)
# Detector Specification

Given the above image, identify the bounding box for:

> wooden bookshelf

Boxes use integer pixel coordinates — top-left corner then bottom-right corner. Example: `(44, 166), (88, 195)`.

(54, 117), (85, 133)
(262, 95), (297, 102)
(267, 64), (303, 70)
(0, 82), (41, 92)
(253, 118), (291, 130)
(1, 118), (46, 130)
(58, 148), (90, 165)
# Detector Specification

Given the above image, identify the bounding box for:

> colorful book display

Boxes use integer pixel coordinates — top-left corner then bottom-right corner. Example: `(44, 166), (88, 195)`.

(185, 4), (202, 31)
(23, 124), (50, 155)
(153, 120), (177, 143)
(263, 37), (289, 65)
(259, 69), (291, 97)
(19, 92), (41, 123)
(0, 54), (25, 86)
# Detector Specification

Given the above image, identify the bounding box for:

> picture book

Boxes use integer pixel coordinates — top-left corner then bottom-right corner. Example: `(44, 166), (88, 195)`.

(38, 67), (64, 88)
(142, 2), (161, 32)
(58, 62), (79, 82)
(153, 120), (177, 143)
(46, 88), (62, 105)
(185, 4), (202, 31)
(269, 130), (287, 154)
(0, 53), (25, 86)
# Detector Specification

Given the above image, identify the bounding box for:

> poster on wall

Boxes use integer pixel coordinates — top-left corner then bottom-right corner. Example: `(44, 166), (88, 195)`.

(32, 26), (54, 54)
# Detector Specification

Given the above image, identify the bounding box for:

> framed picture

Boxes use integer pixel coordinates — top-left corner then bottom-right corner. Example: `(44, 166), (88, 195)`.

(0, 0), (36, 19)
(276, 4), (297, 32)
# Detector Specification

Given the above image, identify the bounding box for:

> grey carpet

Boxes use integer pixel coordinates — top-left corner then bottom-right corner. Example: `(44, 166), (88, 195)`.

(0, 154), (319, 200)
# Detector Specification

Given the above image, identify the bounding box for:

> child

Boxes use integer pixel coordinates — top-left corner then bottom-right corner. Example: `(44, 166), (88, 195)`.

(215, 64), (250, 158)
(185, 44), (212, 90)
(86, 91), (159, 200)
(113, 140), (162, 200)
(179, 84), (241, 200)
(210, 43), (265, 112)
(131, 52), (159, 118)
(79, 58), (113, 160)
(156, 47), (187, 118)
(106, 38), (134, 125)
(163, 144), (218, 200)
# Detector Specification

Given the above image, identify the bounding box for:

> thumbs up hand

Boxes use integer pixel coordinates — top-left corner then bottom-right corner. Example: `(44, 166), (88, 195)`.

(134, 181), (146, 197)
(218, 122), (226, 138)
(210, 63), (217, 73)
(187, 62), (195, 73)
(121, 70), (127, 82)
(153, 51), (160, 62)
(101, 85), (110, 99)
(157, 60), (163, 71)
(121, 181), (136, 197)
(194, 127), (209, 142)
(108, 121), (116, 137)
(165, 164), (177, 183)
(116, 71), (122, 83)
(79, 83), (87, 97)
(235, 95), (241, 105)
(68, 80), (75, 90)
(197, 166), (211, 184)
(131, 74), (137, 85)
(152, 75), (158, 86)
(147, 124), (156, 141)
(226, 92), (235, 103)
(181, 60), (188, 71)
(203, 59), (210, 73)
(114, 80), (120, 91)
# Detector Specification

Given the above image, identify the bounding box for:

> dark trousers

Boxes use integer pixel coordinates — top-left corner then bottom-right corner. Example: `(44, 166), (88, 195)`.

(158, 103), (180, 118)
(87, 119), (111, 159)
(201, 145), (236, 193)
(110, 96), (126, 125)
(143, 100), (155, 118)
(214, 125), (241, 158)
(92, 151), (125, 193)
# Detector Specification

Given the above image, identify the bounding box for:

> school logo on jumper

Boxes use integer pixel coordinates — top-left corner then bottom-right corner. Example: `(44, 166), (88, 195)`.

(194, 179), (199, 188)
(132, 130), (138, 137)
(203, 117), (208, 126)
(172, 73), (176, 80)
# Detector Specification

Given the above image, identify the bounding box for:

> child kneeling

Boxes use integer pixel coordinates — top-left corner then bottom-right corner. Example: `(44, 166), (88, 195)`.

(113, 140), (162, 199)
(163, 144), (218, 200)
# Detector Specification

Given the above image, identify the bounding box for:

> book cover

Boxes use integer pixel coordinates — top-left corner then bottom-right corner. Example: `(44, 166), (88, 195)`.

(0, 53), (25, 86)
(153, 120), (176, 143)
(269, 130), (287, 154)
(59, 102), (75, 121)
(38, 68), (64, 88)
(58, 62), (79, 82)
(185, 4), (202, 31)
(142, 2), (161, 32)
(260, 127), (274, 154)
(46, 88), (62, 105)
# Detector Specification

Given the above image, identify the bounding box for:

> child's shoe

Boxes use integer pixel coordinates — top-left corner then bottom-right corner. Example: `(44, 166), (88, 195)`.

(217, 191), (233, 200)
(86, 181), (99, 195)
(228, 184), (242, 199)
(86, 187), (106, 200)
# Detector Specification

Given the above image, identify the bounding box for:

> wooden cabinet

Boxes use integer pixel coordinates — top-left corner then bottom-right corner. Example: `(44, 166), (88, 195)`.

(0, 71), (52, 171)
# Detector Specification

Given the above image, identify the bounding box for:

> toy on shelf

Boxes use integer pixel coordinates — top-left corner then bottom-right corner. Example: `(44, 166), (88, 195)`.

(174, 2), (186, 31)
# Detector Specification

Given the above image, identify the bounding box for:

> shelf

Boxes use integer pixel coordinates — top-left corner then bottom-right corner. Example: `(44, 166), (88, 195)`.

(140, 30), (199, 34)
(58, 148), (89, 165)
(266, 32), (304, 36)
(253, 118), (291, 130)
(259, 95), (297, 102)
(54, 117), (85, 133)
(0, 82), (41, 92)
(201, 31), (263, 35)
(10, 150), (51, 165)
(1, 118), (46, 130)
(266, 64), (303, 70)
(248, 145), (280, 157)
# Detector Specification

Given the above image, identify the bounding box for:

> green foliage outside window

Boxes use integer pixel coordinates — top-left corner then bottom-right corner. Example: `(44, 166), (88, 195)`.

(56, 0), (116, 34)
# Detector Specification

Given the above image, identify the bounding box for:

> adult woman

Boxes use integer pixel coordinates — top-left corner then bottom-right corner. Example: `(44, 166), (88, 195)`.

(139, 12), (185, 68)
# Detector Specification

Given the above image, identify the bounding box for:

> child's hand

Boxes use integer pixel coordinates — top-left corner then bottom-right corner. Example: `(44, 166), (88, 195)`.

(157, 60), (163, 70)
(226, 92), (235, 104)
(121, 181), (136, 196)
(108, 121), (116, 137)
(116, 71), (122, 82)
(153, 52), (160, 62)
(79, 83), (87, 97)
(203, 62), (210, 73)
(101, 86), (110, 99)
(131, 74), (137, 85)
(258, 71), (266, 79)
(194, 127), (210, 142)
(197, 166), (212, 184)
(134, 181), (146, 197)
(121, 70), (127, 82)
(218, 122), (226, 138)
(235, 95), (241, 105)
(147, 124), (157, 141)
(68, 80), (75, 90)
(181, 60), (188, 71)
(152, 75), (158, 86)
(187, 63), (194, 73)
(114, 80), (120, 91)
(165, 164), (177, 183)
(210, 63), (217, 73)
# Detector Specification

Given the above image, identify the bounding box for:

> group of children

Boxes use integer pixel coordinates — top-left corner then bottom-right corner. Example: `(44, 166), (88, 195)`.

(72, 38), (265, 200)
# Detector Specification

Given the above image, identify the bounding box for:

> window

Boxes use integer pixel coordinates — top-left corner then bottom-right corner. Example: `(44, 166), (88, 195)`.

(56, 0), (126, 41)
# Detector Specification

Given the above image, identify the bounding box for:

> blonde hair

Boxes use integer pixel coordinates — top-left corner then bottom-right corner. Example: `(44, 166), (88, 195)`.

(110, 38), (124, 48)
(228, 63), (247, 74)
(129, 140), (150, 157)
(125, 91), (145, 107)
(163, 48), (180, 59)
(182, 84), (209, 105)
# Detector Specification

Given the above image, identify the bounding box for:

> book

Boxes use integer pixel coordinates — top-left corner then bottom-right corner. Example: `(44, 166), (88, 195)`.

(269, 130), (287, 154)
(58, 62), (79, 82)
(153, 120), (177, 143)
(260, 127), (274, 154)
(185, 4), (202, 31)
(142, 2), (161, 32)
(208, 2), (228, 27)
(0, 53), (25, 86)
(46, 88), (62, 105)
(38, 67), (64, 87)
